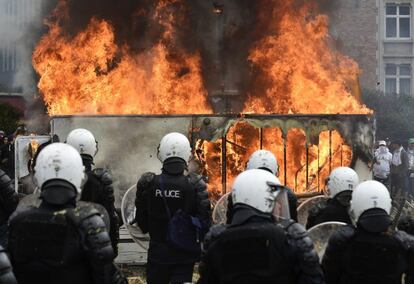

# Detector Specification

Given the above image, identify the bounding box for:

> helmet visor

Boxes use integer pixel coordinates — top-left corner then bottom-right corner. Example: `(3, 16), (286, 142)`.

(268, 183), (291, 221)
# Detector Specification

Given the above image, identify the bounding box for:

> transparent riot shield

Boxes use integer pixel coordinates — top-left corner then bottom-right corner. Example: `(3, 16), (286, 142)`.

(14, 135), (51, 192)
(212, 192), (231, 225)
(16, 193), (111, 231)
(121, 185), (150, 251)
(272, 186), (291, 221)
(297, 195), (328, 227)
(307, 221), (346, 261)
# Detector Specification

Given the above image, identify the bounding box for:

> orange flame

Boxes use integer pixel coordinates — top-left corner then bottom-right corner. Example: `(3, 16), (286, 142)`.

(245, 1), (371, 115)
(33, 1), (211, 115)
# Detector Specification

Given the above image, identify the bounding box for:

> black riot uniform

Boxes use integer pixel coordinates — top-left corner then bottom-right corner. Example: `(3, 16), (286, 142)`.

(0, 170), (19, 247)
(135, 157), (211, 284)
(306, 191), (352, 229)
(322, 208), (414, 284)
(8, 180), (126, 284)
(188, 172), (212, 237)
(398, 215), (414, 235)
(80, 155), (119, 255)
(198, 204), (324, 284)
(0, 245), (17, 284)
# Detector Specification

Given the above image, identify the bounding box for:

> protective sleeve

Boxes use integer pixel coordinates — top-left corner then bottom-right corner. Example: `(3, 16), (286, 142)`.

(0, 169), (19, 218)
(398, 215), (414, 235)
(321, 226), (355, 284)
(197, 225), (226, 284)
(285, 222), (325, 284)
(306, 202), (327, 230)
(394, 231), (414, 284)
(0, 245), (17, 284)
(94, 169), (119, 255)
(134, 172), (155, 234)
(189, 174), (212, 239)
(78, 213), (123, 284)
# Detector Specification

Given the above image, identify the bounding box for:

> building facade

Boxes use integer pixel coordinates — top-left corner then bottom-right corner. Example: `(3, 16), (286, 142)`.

(331, 0), (414, 97)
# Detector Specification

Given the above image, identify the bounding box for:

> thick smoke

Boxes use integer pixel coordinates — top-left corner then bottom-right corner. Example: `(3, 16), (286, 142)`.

(0, 0), (56, 132)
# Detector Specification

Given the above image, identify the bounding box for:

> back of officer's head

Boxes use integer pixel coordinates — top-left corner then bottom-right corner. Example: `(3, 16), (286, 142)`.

(326, 167), (359, 199)
(157, 132), (191, 165)
(231, 169), (282, 214)
(66, 128), (98, 158)
(350, 180), (392, 232)
(34, 143), (86, 205)
(246, 150), (279, 176)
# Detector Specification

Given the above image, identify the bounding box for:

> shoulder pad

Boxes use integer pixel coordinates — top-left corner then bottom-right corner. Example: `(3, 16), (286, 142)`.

(277, 219), (296, 230)
(204, 224), (226, 246)
(398, 215), (414, 235)
(188, 173), (204, 185)
(9, 205), (36, 222)
(329, 225), (355, 245)
(283, 221), (308, 239)
(66, 203), (100, 226)
(137, 172), (156, 188)
(394, 230), (414, 250)
(0, 170), (12, 188)
(308, 200), (328, 217)
(93, 168), (113, 184)
(188, 173), (207, 193)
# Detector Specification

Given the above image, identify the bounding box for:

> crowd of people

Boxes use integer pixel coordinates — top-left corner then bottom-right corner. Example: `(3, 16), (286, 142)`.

(0, 128), (414, 283)
(373, 139), (414, 197)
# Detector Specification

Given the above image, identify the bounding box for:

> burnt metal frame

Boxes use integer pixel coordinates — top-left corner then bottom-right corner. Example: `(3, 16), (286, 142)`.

(51, 113), (375, 195)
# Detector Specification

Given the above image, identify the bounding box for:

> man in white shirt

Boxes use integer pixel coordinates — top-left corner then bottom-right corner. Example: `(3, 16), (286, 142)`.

(373, 140), (393, 189)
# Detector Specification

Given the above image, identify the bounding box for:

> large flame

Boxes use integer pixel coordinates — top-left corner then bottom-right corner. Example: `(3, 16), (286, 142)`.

(33, 0), (211, 115)
(245, 1), (371, 115)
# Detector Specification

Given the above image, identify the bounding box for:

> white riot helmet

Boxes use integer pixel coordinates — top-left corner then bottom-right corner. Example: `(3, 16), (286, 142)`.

(231, 169), (288, 217)
(246, 150), (278, 175)
(350, 180), (392, 222)
(33, 143), (86, 193)
(326, 167), (359, 198)
(157, 132), (191, 164)
(66, 128), (98, 157)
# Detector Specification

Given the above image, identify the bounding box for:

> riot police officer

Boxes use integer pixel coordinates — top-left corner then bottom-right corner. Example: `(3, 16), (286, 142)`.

(306, 167), (359, 229)
(8, 143), (126, 284)
(135, 132), (211, 284)
(198, 169), (324, 284)
(226, 150), (298, 223)
(246, 149), (298, 221)
(322, 180), (414, 283)
(0, 169), (19, 247)
(66, 128), (119, 255)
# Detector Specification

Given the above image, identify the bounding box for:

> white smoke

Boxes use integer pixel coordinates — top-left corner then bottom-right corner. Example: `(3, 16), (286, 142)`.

(0, 0), (56, 133)
(0, 0), (52, 94)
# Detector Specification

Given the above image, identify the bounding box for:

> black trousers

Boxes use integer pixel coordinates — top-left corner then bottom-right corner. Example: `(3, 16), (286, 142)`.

(146, 261), (194, 284)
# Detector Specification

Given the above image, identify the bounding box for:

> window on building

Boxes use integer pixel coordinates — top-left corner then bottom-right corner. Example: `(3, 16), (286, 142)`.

(385, 64), (411, 96)
(386, 4), (411, 39)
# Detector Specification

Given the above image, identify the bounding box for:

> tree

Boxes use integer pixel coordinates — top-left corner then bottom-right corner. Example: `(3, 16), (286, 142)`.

(361, 89), (414, 143)
(0, 102), (22, 135)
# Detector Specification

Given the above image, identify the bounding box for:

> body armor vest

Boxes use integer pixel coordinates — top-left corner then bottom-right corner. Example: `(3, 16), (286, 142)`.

(9, 207), (93, 284)
(208, 222), (293, 284)
(343, 232), (406, 284)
